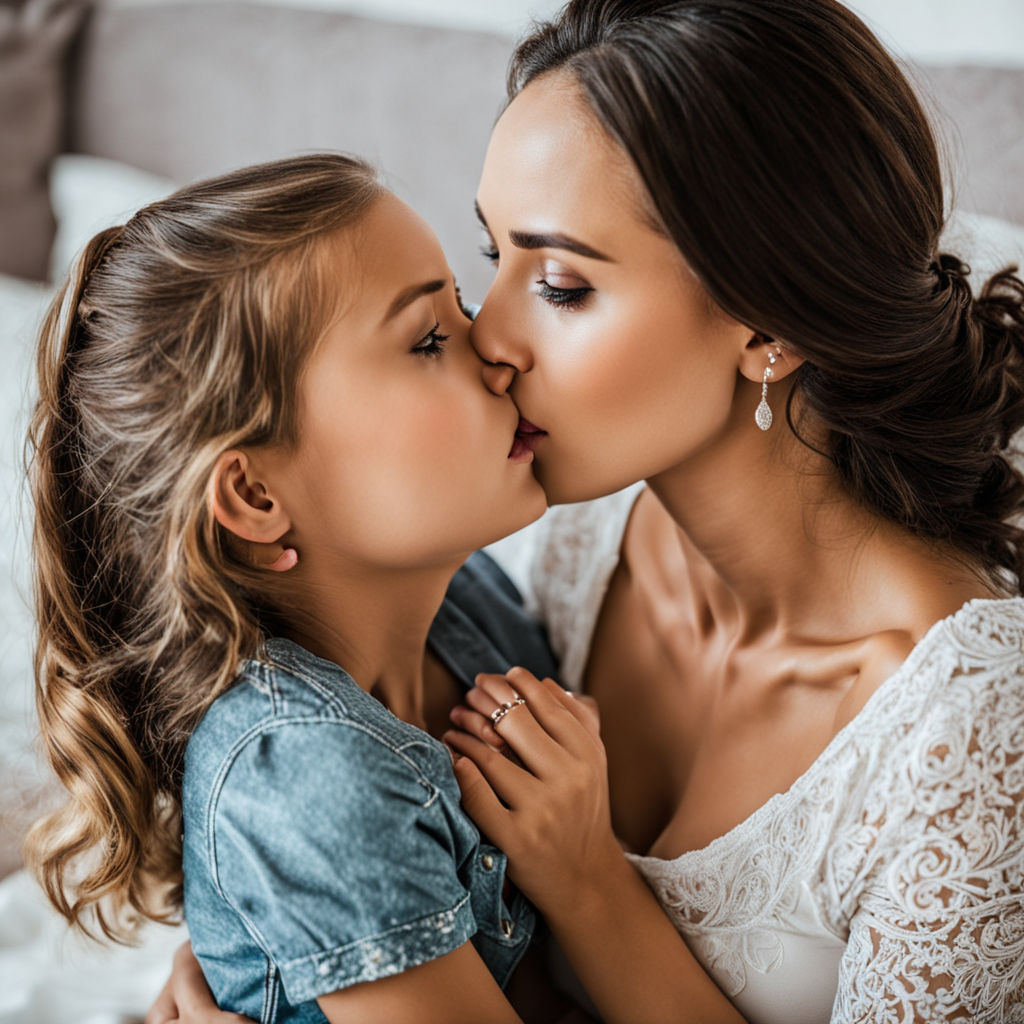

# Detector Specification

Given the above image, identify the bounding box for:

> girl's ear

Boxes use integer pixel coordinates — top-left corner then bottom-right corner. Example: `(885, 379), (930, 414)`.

(737, 332), (805, 384)
(209, 449), (293, 543)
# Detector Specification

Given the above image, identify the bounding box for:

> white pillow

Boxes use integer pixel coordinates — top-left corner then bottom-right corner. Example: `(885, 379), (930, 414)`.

(48, 154), (178, 284)
(941, 208), (1024, 291)
(0, 272), (56, 842)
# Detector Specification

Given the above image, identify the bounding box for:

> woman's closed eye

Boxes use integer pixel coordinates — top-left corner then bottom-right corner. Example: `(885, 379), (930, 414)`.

(536, 260), (594, 311)
(412, 321), (450, 358)
(481, 243), (595, 312)
(536, 279), (593, 310)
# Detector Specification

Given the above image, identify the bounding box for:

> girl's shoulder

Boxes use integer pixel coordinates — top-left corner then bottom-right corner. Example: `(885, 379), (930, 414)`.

(183, 637), (454, 818)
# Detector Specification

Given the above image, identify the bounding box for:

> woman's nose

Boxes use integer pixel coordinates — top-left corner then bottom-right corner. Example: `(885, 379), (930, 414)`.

(469, 298), (532, 376)
(479, 358), (516, 397)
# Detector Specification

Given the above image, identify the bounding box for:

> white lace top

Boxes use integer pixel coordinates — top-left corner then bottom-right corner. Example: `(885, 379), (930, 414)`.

(487, 488), (1024, 1024)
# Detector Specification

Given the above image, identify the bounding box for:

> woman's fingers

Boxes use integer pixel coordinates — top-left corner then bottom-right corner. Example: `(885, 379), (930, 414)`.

(169, 941), (253, 1023)
(448, 704), (522, 766)
(143, 977), (179, 1024)
(499, 668), (598, 758)
(449, 754), (514, 845)
(448, 703), (507, 750)
(467, 675), (569, 778)
(443, 729), (537, 809)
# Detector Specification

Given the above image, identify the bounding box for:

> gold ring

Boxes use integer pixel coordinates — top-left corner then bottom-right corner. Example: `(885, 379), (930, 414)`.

(489, 697), (527, 727)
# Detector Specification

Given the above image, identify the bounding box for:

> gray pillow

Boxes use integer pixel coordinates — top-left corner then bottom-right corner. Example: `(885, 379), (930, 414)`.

(0, 0), (87, 281)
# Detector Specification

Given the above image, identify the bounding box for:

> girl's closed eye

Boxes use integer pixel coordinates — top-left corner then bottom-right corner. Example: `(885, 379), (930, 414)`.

(480, 242), (499, 264)
(412, 321), (450, 358)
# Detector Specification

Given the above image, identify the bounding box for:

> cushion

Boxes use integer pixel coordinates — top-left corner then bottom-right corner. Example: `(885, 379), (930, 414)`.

(49, 153), (177, 282)
(941, 208), (1024, 289)
(0, 0), (87, 281)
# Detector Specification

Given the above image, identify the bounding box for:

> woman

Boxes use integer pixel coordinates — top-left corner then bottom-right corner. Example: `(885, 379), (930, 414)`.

(28, 153), (600, 1023)
(153, 0), (1024, 1021)
(445, 1), (1024, 1021)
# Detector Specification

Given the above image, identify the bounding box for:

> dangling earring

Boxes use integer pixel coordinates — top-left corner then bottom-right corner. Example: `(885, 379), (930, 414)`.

(755, 349), (779, 431)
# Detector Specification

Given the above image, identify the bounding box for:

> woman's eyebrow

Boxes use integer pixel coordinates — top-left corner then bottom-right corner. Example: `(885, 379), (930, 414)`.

(507, 229), (612, 262)
(474, 200), (612, 262)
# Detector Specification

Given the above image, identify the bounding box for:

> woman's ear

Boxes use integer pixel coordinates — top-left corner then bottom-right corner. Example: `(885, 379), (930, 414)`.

(737, 332), (805, 383)
(208, 451), (297, 571)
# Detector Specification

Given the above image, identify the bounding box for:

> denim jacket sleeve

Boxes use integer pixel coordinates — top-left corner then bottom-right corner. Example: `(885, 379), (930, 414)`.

(209, 718), (476, 1004)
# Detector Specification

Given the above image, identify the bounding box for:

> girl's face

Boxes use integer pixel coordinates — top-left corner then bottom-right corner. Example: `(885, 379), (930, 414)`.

(268, 192), (546, 570)
(471, 75), (756, 505)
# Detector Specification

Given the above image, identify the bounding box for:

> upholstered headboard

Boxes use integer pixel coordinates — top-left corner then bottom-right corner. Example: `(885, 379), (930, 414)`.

(5, 0), (1024, 293)
(66, 2), (514, 298)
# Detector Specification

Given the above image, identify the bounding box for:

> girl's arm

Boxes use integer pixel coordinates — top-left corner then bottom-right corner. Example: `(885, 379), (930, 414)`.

(445, 668), (746, 1024)
(148, 932), (596, 1024)
(317, 941), (522, 1024)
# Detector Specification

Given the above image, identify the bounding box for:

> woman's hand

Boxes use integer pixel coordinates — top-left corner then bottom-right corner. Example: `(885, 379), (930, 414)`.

(144, 941), (253, 1024)
(443, 667), (620, 913)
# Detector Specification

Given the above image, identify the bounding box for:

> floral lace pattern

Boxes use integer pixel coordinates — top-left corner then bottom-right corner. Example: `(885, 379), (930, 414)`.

(521, 492), (1024, 1023)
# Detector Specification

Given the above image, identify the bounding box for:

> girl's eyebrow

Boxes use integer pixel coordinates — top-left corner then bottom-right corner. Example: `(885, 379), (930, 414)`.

(474, 200), (612, 262)
(383, 278), (447, 323)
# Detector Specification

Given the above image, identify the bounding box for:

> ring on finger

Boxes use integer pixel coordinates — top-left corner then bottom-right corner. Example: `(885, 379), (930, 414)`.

(489, 696), (527, 727)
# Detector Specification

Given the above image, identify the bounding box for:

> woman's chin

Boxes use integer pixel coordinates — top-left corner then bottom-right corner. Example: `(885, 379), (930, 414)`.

(532, 460), (642, 507)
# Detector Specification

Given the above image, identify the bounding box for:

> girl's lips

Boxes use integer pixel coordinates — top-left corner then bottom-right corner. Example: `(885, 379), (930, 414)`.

(508, 416), (548, 461)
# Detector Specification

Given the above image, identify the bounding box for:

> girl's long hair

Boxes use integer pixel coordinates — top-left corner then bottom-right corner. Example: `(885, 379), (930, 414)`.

(27, 153), (382, 941)
(511, 0), (1024, 592)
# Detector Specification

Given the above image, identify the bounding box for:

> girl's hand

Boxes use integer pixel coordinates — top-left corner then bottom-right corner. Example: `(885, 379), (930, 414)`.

(443, 667), (620, 913)
(144, 941), (253, 1024)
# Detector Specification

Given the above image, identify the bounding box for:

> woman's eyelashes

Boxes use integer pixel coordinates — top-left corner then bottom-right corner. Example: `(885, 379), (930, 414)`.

(536, 279), (593, 310)
(412, 321), (450, 358)
(479, 243), (594, 311)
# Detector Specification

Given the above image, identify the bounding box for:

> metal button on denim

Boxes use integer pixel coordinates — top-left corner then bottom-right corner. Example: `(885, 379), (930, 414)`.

(481, 853), (495, 871)
(500, 918), (514, 939)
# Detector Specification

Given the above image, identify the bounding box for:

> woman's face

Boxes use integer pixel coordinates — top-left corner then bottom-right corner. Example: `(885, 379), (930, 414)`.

(269, 192), (546, 571)
(472, 75), (755, 505)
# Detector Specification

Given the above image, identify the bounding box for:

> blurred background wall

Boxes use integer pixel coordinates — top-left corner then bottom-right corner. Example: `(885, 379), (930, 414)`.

(104, 0), (1024, 64)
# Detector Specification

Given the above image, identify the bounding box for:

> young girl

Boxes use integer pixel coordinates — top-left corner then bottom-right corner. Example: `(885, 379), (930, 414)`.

(27, 153), (584, 1023)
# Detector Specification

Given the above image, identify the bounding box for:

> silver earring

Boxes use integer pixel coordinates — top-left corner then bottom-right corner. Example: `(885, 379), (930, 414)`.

(755, 349), (779, 431)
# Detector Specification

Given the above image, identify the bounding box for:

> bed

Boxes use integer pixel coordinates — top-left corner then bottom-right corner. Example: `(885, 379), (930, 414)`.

(1, 1), (1023, 1020)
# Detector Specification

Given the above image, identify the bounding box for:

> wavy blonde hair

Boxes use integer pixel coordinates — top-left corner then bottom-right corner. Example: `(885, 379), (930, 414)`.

(26, 154), (382, 942)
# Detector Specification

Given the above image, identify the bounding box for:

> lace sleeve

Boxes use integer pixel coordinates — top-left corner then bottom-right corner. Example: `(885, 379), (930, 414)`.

(830, 628), (1024, 1023)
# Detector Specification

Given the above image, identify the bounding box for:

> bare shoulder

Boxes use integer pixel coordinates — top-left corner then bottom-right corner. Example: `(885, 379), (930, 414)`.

(833, 585), (1011, 732)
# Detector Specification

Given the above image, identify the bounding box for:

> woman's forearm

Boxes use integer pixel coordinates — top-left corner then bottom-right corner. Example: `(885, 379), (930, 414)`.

(542, 850), (745, 1024)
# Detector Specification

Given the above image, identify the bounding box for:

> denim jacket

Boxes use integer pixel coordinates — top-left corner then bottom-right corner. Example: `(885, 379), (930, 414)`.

(182, 552), (557, 1023)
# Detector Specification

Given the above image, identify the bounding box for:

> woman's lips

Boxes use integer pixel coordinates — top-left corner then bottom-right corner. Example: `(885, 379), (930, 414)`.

(508, 416), (548, 462)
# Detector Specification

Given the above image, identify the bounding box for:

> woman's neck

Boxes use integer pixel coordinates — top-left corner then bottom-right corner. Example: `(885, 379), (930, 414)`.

(276, 560), (459, 728)
(644, 410), (984, 645)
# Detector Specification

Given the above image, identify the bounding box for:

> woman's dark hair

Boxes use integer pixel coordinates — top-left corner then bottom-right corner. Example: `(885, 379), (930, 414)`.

(510, 0), (1024, 592)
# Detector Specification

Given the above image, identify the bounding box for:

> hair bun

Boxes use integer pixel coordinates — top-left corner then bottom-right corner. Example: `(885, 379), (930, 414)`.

(932, 251), (969, 289)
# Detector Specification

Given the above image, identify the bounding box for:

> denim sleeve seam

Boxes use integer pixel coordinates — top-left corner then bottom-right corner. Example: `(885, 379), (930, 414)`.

(277, 892), (476, 1004)
(205, 717), (446, 948)
(262, 656), (349, 716)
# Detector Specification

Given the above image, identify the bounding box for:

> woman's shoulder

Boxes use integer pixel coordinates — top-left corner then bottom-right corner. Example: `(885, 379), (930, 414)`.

(833, 597), (1024, 866)
(899, 595), (1024, 724)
